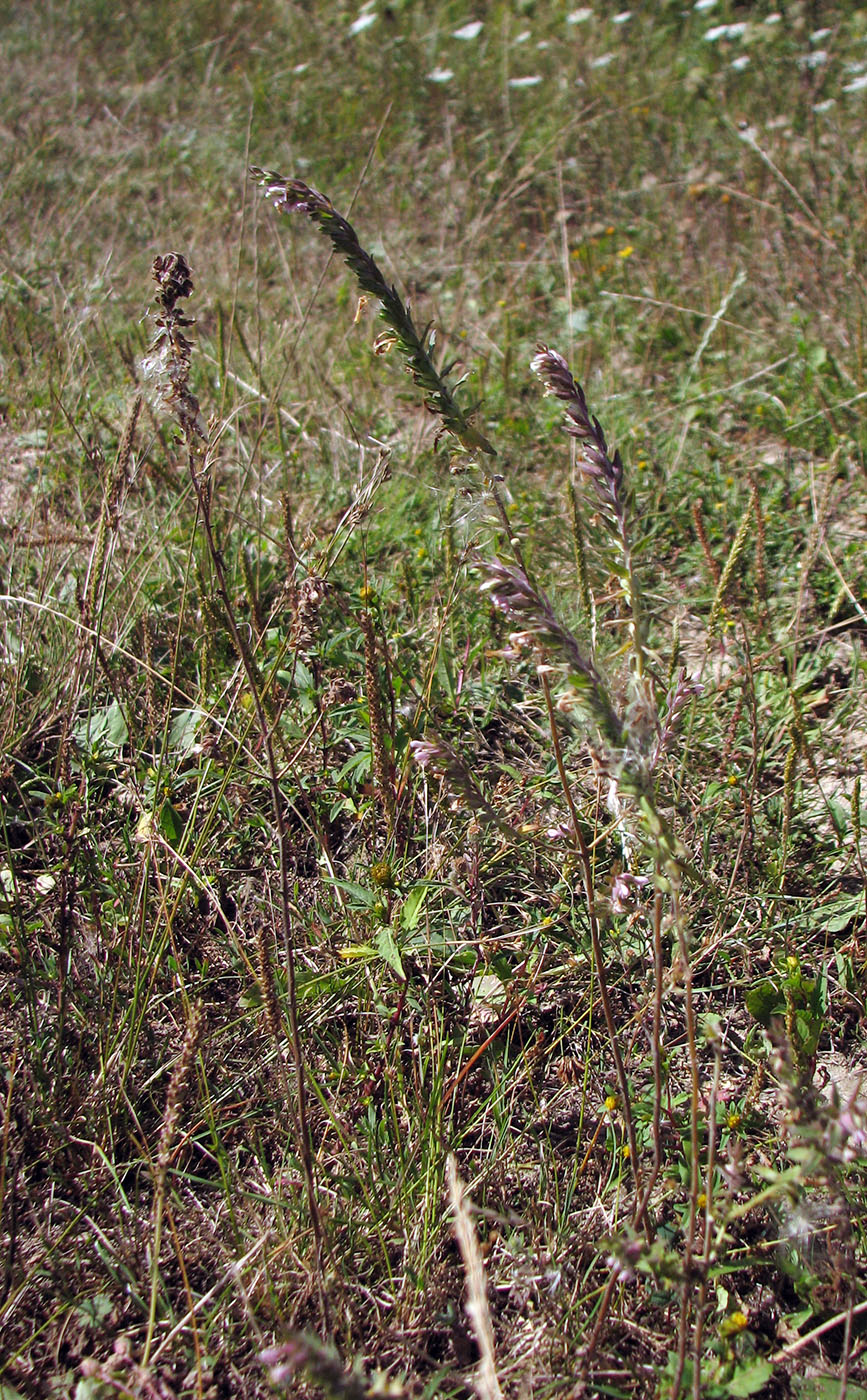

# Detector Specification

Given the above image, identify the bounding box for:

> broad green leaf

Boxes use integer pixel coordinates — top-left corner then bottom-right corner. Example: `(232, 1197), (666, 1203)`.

(823, 893), (865, 934)
(793, 1378), (867, 1400)
(401, 883), (429, 931)
(727, 1358), (774, 1397)
(327, 879), (377, 908)
(169, 706), (203, 753)
(158, 800), (184, 844)
(376, 927), (405, 979)
(745, 981), (782, 1028)
(103, 701), (128, 749)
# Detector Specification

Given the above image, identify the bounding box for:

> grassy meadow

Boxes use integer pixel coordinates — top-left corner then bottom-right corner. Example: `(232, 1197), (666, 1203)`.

(4, 1), (867, 1395)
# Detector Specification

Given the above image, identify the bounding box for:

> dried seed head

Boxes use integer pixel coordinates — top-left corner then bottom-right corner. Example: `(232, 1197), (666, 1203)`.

(152, 251), (194, 307)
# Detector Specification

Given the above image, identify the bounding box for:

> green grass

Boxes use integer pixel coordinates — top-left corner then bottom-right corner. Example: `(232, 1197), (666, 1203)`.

(3, 2), (867, 1397)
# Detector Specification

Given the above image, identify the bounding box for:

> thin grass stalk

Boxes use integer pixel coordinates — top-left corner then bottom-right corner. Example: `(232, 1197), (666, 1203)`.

(670, 883), (701, 1400)
(53, 790), (81, 1111)
(359, 609), (395, 838)
(0, 1040), (17, 1267)
(691, 1031), (722, 1400)
(144, 254), (327, 1306)
(633, 884), (665, 1234)
(580, 1270), (622, 1379)
(748, 473), (768, 608)
(446, 1156), (504, 1400)
(85, 392), (142, 621)
(539, 674), (644, 1211)
(256, 918), (292, 1104)
(691, 501), (720, 586)
(281, 488), (297, 578)
(241, 544), (266, 639)
(779, 739), (798, 894)
(141, 611), (157, 742)
(442, 486), (457, 586)
(162, 1199), (205, 1393)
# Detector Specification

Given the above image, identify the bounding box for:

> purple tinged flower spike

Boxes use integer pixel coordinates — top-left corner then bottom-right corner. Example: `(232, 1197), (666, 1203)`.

(411, 734), (516, 835)
(250, 166), (496, 456)
(479, 558), (624, 749)
(531, 342), (647, 678)
(531, 344), (625, 516)
(651, 670), (703, 770)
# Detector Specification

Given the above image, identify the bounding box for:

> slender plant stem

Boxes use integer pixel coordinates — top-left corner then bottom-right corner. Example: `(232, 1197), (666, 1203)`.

(671, 882), (700, 1400)
(691, 1036), (721, 1400)
(633, 885), (665, 1234)
(539, 674), (644, 1213)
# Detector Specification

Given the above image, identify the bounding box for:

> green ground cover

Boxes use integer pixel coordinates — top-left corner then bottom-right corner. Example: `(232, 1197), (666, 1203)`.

(3, 2), (867, 1396)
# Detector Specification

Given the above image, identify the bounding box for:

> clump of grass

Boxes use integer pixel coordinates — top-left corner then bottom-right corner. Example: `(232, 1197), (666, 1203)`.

(247, 167), (867, 1398)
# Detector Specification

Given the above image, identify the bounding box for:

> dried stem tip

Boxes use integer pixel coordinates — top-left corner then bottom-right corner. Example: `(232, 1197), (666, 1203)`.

(145, 252), (204, 442)
(156, 1001), (204, 1184)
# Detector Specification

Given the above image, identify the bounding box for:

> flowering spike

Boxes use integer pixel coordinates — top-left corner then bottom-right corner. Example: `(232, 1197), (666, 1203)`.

(251, 167), (495, 457)
(531, 343), (645, 677)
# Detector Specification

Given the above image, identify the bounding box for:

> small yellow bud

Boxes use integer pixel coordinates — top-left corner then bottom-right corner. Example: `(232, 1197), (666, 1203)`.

(720, 1310), (749, 1337)
(370, 861), (395, 890)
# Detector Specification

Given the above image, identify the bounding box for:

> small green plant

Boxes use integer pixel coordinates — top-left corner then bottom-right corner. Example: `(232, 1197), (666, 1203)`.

(746, 954), (828, 1084)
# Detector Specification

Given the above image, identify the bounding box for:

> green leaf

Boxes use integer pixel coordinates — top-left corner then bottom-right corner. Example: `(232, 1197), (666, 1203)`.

(76, 700), (129, 751)
(327, 879), (378, 909)
(823, 892), (865, 934)
(793, 1378), (867, 1400)
(74, 1380), (112, 1400)
(75, 1292), (113, 1325)
(727, 1358), (774, 1397)
(376, 927), (405, 979)
(745, 980), (782, 1028)
(334, 750), (372, 785)
(783, 1306), (814, 1332)
(158, 800), (184, 844)
(103, 701), (128, 749)
(169, 707), (203, 753)
(401, 883), (429, 931)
